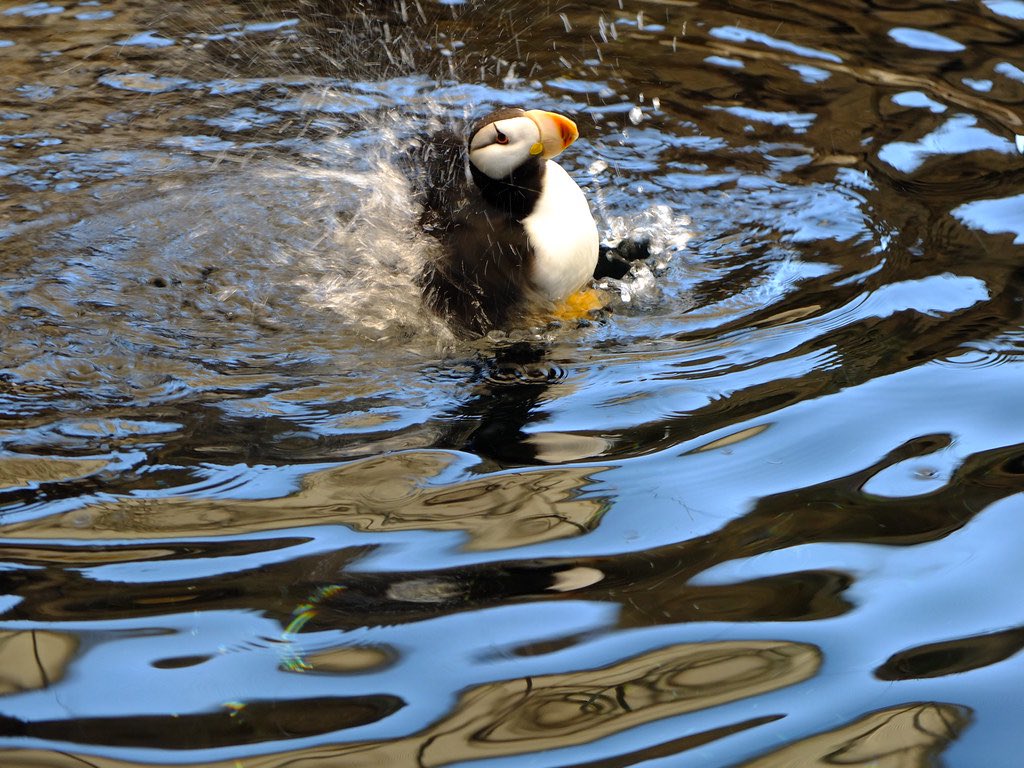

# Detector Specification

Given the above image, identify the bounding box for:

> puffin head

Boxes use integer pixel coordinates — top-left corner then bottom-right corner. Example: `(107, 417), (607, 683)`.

(468, 108), (580, 181)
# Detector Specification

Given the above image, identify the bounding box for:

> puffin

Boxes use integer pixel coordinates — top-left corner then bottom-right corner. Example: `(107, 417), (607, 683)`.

(413, 107), (602, 336)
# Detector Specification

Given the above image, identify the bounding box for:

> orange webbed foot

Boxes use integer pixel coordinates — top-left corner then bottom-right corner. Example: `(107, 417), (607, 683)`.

(550, 288), (606, 323)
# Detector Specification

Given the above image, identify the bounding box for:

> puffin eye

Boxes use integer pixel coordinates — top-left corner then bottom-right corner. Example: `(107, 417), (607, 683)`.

(494, 129), (509, 145)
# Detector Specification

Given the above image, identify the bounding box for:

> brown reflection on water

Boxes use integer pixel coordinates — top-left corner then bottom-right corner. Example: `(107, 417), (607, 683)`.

(877, 626), (1024, 681)
(0, 457), (109, 491)
(10, 438), (1019, 637)
(1, 451), (607, 550)
(0, 695), (403, 751)
(0, 639), (817, 767)
(425, 640), (814, 762)
(0, 631), (77, 695)
(299, 644), (395, 674)
(745, 702), (969, 768)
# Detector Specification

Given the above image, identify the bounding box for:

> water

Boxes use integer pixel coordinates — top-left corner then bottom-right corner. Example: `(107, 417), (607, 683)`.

(1, 0), (1023, 765)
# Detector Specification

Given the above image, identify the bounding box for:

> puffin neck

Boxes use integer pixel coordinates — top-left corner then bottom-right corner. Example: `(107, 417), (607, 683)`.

(470, 159), (546, 220)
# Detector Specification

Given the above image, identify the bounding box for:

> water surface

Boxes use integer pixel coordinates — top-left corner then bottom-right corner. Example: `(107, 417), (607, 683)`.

(2, 0), (1024, 765)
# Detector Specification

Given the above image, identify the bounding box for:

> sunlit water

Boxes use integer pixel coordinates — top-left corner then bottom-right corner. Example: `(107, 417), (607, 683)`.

(1, 0), (1024, 765)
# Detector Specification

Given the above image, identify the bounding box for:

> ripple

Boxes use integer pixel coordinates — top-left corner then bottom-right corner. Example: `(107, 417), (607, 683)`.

(995, 61), (1024, 83)
(788, 63), (830, 84)
(862, 445), (959, 499)
(705, 55), (744, 70)
(878, 114), (1018, 174)
(877, 626), (1024, 680)
(98, 72), (191, 93)
(939, 335), (1024, 369)
(891, 90), (947, 113)
(983, 0), (1024, 19)
(952, 193), (1024, 244)
(0, 630), (77, 694)
(963, 77), (994, 93)
(748, 704), (968, 766)
(859, 274), (990, 319)
(2, 454), (609, 550)
(706, 105), (816, 133)
(2, 3), (63, 17)
(74, 10), (114, 21)
(117, 30), (176, 48)
(708, 25), (842, 63)
(888, 27), (965, 53)
(0, 457), (109, 493)
(442, 641), (817, 759)
(483, 363), (570, 385)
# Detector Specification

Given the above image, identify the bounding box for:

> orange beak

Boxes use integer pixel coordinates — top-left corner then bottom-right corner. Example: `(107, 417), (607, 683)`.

(524, 109), (580, 159)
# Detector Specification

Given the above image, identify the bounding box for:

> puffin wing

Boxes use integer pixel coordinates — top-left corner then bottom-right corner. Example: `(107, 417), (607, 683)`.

(410, 128), (536, 335)
(419, 195), (533, 335)
(409, 129), (471, 233)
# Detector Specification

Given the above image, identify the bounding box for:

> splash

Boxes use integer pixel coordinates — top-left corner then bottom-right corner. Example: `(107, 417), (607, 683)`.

(282, 116), (454, 344)
(594, 203), (693, 308)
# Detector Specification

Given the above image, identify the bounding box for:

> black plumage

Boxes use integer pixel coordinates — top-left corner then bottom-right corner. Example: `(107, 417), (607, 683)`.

(411, 109), (546, 335)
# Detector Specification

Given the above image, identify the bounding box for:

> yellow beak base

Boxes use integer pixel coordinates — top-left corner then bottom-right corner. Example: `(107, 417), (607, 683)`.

(524, 109), (580, 159)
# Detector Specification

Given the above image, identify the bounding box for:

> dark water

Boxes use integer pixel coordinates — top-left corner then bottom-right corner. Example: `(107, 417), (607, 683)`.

(2, 0), (1024, 765)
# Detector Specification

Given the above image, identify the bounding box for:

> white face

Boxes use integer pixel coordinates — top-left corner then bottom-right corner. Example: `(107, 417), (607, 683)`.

(468, 116), (542, 180)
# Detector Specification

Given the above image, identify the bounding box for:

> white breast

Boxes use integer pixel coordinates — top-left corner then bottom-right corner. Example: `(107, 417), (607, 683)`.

(523, 160), (599, 302)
